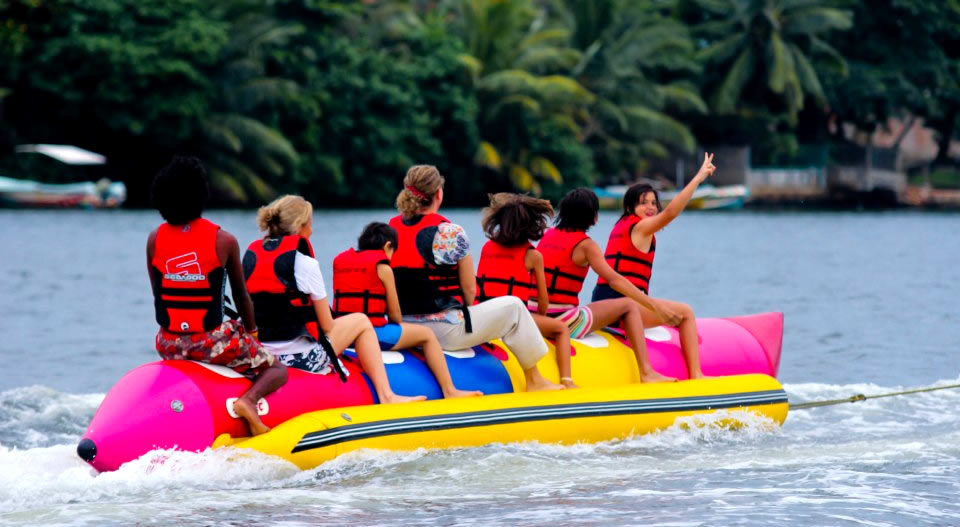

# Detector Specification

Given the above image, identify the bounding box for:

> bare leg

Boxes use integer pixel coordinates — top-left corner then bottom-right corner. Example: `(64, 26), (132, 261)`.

(234, 360), (287, 436)
(532, 313), (577, 388)
(639, 299), (709, 379)
(394, 323), (482, 398)
(328, 313), (426, 403)
(588, 298), (676, 383)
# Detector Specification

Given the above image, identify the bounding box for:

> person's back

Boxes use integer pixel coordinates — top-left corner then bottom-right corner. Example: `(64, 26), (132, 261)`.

(147, 156), (287, 436)
(538, 227), (590, 307)
(476, 240), (535, 304)
(478, 193), (577, 388)
(332, 222), (481, 399)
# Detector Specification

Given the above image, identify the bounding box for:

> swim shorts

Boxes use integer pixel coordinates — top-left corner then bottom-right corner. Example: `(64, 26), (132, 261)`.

(155, 319), (274, 378)
(276, 342), (334, 375)
(551, 306), (594, 339)
(374, 322), (403, 350)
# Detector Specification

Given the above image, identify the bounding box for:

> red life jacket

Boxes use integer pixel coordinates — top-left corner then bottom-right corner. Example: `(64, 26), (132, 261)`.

(537, 228), (590, 306)
(476, 240), (535, 303)
(150, 218), (225, 333)
(597, 215), (655, 294)
(332, 248), (390, 327)
(388, 213), (465, 315)
(243, 235), (319, 342)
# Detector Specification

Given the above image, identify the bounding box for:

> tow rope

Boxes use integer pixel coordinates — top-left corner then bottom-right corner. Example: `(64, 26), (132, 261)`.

(789, 382), (960, 410)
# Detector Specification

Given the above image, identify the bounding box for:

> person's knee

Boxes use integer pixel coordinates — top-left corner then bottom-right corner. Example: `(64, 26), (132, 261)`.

(348, 313), (374, 330)
(681, 303), (694, 317)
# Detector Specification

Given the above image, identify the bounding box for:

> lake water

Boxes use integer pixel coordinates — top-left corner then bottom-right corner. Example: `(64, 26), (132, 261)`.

(1, 208), (958, 526)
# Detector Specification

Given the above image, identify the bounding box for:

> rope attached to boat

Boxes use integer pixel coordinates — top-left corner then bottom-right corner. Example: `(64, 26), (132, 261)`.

(790, 382), (960, 410)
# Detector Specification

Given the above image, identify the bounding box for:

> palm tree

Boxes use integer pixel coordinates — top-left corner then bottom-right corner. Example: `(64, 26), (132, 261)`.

(438, 0), (595, 193)
(201, 12), (303, 203)
(691, 0), (852, 123)
(561, 0), (707, 176)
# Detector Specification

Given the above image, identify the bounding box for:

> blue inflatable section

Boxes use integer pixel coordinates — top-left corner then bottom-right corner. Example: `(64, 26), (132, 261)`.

(345, 346), (514, 402)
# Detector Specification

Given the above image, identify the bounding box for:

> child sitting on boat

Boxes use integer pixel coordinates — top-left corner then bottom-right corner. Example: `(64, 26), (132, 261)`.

(332, 222), (482, 398)
(147, 156), (287, 436)
(591, 153), (717, 379)
(389, 165), (562, 391)
(244, 195), (425, 404)
(477, 193), (577, 388)
(538, 187), (689, 383)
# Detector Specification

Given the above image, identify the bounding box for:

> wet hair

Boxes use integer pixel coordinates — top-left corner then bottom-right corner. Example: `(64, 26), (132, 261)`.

(622, 183), (662, 219)
(151, 156), (209, 224)
(481, 193), (554, 246)
(395, 165), (445, 218)
(256, 195), (313, 238)
(357, 222), (398, 251)
(554, 187), (599, 232)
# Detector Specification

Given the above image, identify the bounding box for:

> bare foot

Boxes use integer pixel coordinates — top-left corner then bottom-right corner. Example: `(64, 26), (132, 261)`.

(443, 388), (484, 398)
(640, 371), (678, 383)
(526, 379), (565, 392)
(689, 372), (714, 380)
(561, 379), (580, 389)
(233, 398), (270, 436)
(382, 393), (428, 404)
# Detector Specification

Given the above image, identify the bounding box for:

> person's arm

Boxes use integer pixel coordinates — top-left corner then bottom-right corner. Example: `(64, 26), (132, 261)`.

(634, 152), (716, 236)
(578, 238), (682, 325)
(312, 298), (335, 334)
(377, 262), (403, 324)
(218, 230), (258, 332)
(457, 253), (476, 306)
(146, 229), (158, 290)
(524, 248), (549, 315)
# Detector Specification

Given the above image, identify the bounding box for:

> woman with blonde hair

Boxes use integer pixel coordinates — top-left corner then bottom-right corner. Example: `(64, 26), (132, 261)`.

(388, 165), (562, 391)
(244, 195), (425, 404)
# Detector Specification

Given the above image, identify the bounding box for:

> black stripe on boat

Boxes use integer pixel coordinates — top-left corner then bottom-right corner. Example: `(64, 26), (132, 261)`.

(291, 389), (788, 453)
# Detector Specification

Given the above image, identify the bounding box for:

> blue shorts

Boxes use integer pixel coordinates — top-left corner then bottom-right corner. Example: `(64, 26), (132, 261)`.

(374, 323), (403, 350)
(591, 283), (624, 302)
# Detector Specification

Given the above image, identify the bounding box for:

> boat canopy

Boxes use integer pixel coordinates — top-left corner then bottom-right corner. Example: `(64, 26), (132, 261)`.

(14, 144), (106, 165)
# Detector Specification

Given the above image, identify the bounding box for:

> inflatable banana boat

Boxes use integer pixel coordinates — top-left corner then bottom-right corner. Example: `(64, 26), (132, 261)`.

(78, 312), (786, 472)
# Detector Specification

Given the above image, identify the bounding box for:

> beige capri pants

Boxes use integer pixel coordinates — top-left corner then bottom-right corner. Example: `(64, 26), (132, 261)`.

(412, 296), (548, 370)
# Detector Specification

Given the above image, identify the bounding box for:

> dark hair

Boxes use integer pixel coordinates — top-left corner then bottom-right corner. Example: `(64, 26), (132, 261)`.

(622, 184), (662, 219)
(151, 156), (209, 224)
(357, 222), (398, 251)
(555, 187), (599, 232)
(482, 193), (554, 246)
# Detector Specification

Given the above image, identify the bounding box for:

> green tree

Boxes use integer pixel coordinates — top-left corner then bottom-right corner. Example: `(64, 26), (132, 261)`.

(440, 0), (595, 194)
(562, 0), (706, 180)
(688, 0), (852, 125)
(267, 0), (480, 207)
(821, 0), (960, 164)
(200, 10), (303, 203)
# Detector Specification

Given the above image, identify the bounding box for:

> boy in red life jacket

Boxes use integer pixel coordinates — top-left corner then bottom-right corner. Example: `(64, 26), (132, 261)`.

(539, 188), (687, 383)
(477, 194), (577, 388)
(147, 156), (287, 436)
(333, 223), (482, 398)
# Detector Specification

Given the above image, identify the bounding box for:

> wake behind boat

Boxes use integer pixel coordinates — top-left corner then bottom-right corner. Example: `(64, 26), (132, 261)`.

(78, 312), (785, 472)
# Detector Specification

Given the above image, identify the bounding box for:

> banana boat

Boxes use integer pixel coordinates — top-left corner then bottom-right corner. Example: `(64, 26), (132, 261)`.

(78, 312), (785, 472)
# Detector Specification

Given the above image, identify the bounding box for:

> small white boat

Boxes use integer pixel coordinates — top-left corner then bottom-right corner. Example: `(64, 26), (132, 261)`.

(659, 184), (750, 210)
(0, 144), (126, 208)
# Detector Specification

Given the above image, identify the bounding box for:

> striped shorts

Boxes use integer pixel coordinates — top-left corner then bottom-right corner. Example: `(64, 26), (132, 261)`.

(550, 306), (594, 339)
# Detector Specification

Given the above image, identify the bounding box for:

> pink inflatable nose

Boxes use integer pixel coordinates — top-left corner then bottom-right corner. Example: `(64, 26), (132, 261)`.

(81, 362), (215, 472)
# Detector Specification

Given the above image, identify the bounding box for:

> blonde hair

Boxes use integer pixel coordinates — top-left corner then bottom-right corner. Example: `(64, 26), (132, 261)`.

(395, 165), (445, 218)
(257, 195), (313, 237)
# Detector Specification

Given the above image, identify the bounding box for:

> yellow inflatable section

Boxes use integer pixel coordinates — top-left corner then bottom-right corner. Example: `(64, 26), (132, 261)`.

(225, 374), (788, 470)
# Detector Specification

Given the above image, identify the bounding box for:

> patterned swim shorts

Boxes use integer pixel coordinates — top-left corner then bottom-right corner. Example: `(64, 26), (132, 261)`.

(275, 342), (335, 375)
(551, 306), (594, 340)
(155, 320), (274, 378)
